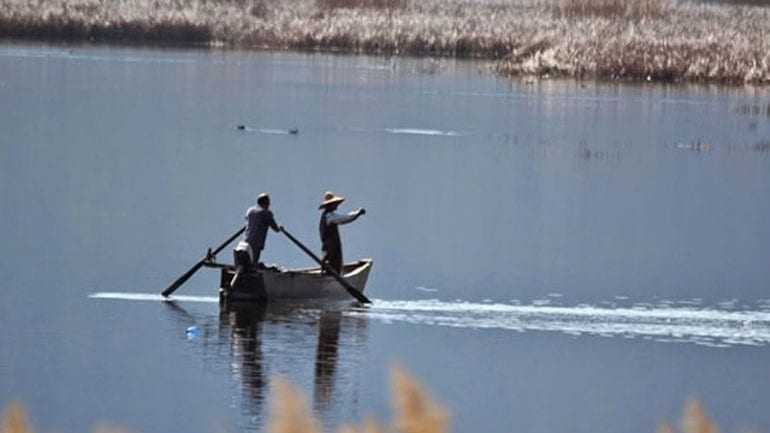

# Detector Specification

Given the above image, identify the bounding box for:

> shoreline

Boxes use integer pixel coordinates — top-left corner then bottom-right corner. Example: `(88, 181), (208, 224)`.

(1, 0), (769, 85)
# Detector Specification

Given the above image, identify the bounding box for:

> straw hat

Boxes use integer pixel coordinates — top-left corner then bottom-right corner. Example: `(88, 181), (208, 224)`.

(319, 191), (345, 209)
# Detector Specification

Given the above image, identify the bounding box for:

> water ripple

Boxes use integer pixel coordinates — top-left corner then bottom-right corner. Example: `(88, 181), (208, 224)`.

(384, 128), (461, 136)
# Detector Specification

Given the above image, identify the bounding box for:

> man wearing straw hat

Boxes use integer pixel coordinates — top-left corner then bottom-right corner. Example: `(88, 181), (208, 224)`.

(319, 191), (365, 274)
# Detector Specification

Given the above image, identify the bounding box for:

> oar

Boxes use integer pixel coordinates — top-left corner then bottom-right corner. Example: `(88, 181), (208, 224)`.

(280, 227), (372, 304)
(161, 226), (246, 298)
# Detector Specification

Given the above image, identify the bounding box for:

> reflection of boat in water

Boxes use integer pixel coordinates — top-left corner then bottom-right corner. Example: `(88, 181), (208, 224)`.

(207, 259), (373, 304)
(314, 310), (342, 410)
(219, 303), (268, 413)
(162, 301), (368, 426)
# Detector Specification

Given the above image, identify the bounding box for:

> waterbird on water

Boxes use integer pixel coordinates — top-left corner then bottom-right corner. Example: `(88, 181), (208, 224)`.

(235, 125), (298, 134)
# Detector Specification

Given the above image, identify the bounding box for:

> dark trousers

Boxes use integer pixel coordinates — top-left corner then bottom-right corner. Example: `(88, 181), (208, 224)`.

(252, 248), (262, 269)
(322, 247), (343, 275)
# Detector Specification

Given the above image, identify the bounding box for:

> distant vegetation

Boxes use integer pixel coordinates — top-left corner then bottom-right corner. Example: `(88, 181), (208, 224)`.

(0, 368), (727, 433)
(0, 0), (769, 84)
(555, 0), (669, 18)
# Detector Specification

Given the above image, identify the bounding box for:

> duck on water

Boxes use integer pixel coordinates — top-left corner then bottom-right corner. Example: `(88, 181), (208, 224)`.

(160, 191), (372, 305)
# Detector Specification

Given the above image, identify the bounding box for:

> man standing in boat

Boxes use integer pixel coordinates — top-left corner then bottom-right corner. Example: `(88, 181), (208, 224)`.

(238, 192), (280, 269)
(319, 191), (365, 274)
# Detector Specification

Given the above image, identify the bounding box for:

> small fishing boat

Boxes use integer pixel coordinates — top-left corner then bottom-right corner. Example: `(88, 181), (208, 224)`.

(161, 226), (373, 304)
(206, 259), (373, 304)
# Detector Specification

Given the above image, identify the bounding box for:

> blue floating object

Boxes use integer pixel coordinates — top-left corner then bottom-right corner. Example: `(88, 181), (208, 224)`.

(185, 326), (200, 339)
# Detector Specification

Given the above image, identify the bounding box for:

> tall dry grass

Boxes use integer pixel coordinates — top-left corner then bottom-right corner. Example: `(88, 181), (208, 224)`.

(268, 377), (322, 433)
(659, 400), (720, 433)
(317, 0), (406, 11)
(1, 403), (30, 433)
(0, 0), (769, 83)
(390, 367), (448, 433)
(497, 0), (770, 84)
(556, 0), (669, 18)
(267, 367), (448, 433)
(0, 384), (749, 433)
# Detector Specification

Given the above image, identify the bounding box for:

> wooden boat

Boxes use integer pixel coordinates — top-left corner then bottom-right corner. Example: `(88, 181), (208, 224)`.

(207, 259), (373, 304)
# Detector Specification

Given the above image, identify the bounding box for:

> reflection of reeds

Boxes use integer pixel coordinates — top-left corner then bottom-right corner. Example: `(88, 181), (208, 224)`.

(0, 0), (770, 83)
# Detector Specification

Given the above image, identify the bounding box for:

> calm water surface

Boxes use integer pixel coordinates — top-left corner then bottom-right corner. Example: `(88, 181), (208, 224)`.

(1, 42), (770, 433)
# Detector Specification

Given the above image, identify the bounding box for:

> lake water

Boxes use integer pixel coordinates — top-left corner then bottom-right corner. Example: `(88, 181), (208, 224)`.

(1, 42), (770, 433)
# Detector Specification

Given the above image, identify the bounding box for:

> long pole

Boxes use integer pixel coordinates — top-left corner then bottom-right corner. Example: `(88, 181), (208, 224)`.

(280, 227), (372, 304)
(161, 226), (245, 298)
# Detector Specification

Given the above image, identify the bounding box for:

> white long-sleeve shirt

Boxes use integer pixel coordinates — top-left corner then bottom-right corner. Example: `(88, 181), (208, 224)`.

(324, 210), (359, 226)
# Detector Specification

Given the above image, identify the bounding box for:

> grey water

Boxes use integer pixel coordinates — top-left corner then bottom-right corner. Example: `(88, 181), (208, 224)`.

(1, 42), (770, 433)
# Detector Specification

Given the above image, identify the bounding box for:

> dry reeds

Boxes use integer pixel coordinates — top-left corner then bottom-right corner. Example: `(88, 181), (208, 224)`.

(0, 0), (213, 44)
(497, 0), (770, 84)
(1, 0), (770, 83)
(0, 388), (748, 433)
(1, 403), (31, 433)
(268, 377), (322, 433)
(682, 400), (719, 433)
(0, 403), (133, 433)
(267, 367), (449, 433)
(337, 419), (387, 433)
(317, 0), (406, 11)
(556, 0), (669, 18)
(391, 368), (449, 433)
(658, 400), (720, 433)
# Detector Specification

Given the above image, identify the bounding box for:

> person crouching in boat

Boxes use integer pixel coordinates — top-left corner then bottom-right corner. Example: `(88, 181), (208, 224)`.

(318, 191), (365, 275)
(236, 193), (280, 271)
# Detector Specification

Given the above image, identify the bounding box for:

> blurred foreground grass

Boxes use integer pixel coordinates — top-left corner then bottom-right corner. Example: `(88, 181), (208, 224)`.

(0, 0), (769, 84)
(1, 367), (728, 433)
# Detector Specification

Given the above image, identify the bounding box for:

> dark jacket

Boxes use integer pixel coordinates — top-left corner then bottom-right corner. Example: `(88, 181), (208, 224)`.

(319, 210), (342, 256)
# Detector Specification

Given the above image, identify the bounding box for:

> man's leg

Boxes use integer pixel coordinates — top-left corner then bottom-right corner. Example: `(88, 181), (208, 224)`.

(327, 249), (343, 275)
(252, 248), (262, 271)
(320, 249), (329, 273)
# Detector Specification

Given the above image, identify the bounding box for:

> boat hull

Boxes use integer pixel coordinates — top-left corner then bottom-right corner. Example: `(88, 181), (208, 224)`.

(219, 259), (372, 304)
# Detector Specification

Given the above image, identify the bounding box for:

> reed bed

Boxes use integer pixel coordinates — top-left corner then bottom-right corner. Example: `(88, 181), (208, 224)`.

(556, 0), (669, 18)
(1, 0), (769, 84)
(497, 1), (770, 84)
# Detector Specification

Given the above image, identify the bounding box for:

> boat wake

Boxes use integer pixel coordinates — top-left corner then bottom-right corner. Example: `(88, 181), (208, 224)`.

(90, 292), (219, 303)
(356, 299), (770, 348)
(89, 293), (770, 347)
